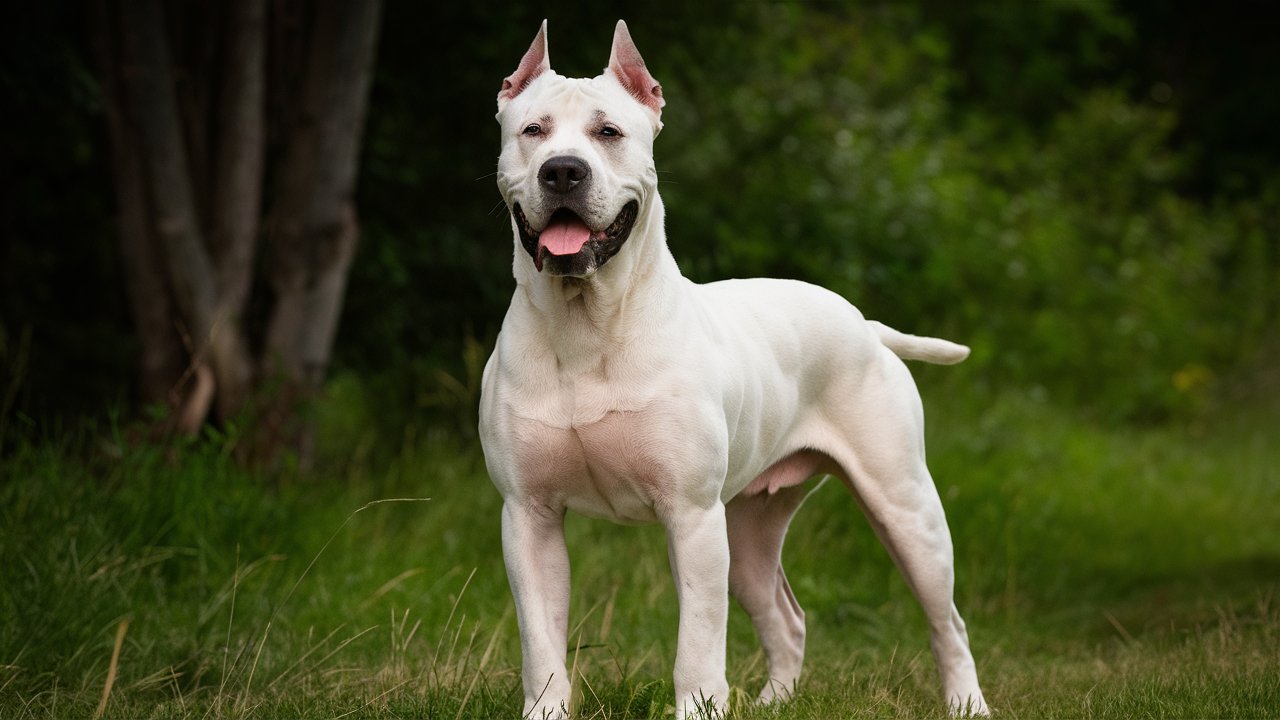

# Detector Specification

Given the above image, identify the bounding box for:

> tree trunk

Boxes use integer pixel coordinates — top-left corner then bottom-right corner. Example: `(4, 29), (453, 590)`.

(93, 0), (190, 412)
(93, 0), (382, 453)
(112, 0), (223, 433)
(262, 0), (381, 460)
(208, 0), (266, 422)
(116, 0), (219, 346)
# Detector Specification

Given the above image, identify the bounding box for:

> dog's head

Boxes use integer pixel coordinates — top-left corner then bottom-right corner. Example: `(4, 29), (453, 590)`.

(495, 21), (664, 278)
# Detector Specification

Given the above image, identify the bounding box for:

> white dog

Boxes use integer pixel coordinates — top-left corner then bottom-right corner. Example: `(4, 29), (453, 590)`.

(479, 20), (989, 719)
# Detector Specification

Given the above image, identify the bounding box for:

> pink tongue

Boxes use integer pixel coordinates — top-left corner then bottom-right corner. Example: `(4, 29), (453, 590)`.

(538, 215), (592, 256)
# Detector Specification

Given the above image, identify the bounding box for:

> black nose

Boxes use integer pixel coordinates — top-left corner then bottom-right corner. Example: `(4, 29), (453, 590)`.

(539, 156), (591, 194)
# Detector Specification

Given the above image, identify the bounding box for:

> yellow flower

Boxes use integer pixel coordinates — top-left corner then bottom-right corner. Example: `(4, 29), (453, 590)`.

(1172, 363), (1212, 394)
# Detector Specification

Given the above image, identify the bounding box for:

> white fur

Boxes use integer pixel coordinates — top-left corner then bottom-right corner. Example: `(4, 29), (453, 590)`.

(481, 21), (988, 719)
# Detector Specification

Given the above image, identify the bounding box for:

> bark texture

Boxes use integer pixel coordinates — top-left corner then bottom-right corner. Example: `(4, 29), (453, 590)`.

(93, 0), (382, 454)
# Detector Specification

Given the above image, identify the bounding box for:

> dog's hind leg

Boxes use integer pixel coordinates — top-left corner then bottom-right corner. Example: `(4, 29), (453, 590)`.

(843, 470), (988, 716)
(727, 481), (816, 703)
(823, 357), (988, 716)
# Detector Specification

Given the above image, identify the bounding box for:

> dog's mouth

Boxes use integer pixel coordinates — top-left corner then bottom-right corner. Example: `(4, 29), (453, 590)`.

(513, 201), (639, 275)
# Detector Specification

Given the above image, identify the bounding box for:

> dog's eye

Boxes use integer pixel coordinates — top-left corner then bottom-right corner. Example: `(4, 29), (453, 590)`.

(522, 124), (541, 136)
(598, 125), (621, 138)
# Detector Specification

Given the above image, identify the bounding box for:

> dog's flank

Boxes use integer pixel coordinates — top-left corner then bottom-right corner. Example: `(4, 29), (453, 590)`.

(481, 19), (988, 719)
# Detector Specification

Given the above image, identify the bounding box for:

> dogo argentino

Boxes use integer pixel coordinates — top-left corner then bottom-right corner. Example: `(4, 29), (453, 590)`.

(479, 20), (989, 719)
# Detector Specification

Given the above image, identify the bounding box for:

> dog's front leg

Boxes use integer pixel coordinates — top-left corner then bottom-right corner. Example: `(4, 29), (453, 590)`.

(664, 501), (731, 719)
(502, 501), (572, 719)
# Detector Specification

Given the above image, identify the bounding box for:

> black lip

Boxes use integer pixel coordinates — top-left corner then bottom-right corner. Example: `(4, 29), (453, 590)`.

(512, 200), (640, 275)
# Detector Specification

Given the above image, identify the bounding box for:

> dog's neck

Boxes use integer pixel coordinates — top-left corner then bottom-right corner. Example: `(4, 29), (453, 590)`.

(515, 195), (682, 370)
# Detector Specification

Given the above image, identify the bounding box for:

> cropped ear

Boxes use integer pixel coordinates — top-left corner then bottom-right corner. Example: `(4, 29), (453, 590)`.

(498, 20), (550, 110)
(607, 20), (664, 115)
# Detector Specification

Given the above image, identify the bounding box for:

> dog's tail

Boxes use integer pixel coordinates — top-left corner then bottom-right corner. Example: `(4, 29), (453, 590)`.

(869, 321), (970, 365)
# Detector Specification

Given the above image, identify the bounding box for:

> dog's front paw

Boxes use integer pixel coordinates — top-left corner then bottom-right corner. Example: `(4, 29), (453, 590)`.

(675, 689), (728, 720)
(523, 700), (569, 720)
(948, 692), (990, 717)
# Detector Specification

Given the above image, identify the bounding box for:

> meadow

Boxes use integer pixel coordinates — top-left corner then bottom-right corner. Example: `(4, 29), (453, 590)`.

(3, 379), (1276, 718)
(5, 4), (1279, 718)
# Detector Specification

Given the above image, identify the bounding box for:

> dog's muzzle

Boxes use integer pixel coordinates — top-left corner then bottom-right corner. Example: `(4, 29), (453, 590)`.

(513, 200), (640, 276)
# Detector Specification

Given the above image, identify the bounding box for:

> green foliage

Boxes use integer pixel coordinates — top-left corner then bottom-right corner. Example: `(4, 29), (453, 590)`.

(338, 1), (1279, 426)
(1, 1), (1277, 427)
(647, 4), (1277, 421)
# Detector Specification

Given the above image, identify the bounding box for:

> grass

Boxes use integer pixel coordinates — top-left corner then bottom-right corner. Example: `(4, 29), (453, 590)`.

(1, 383), (1277, 718)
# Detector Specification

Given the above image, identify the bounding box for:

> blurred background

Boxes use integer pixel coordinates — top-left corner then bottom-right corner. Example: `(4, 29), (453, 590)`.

(3, 0), (1277, 444)
(2, 2), (1279, 717)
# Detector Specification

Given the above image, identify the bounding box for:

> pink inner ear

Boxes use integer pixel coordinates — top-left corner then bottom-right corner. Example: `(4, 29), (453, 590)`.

(499, 22), (550, 104)
(608, 21), (664, 114)
(614, 64), (664, 113)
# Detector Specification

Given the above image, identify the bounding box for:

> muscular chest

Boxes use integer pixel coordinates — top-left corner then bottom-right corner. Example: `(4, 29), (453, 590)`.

(482, 310), (733, 518)
(509, 407), (701, 523)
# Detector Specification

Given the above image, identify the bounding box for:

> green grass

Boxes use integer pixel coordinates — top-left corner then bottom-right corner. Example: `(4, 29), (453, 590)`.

(2, 386), (1278, 718)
